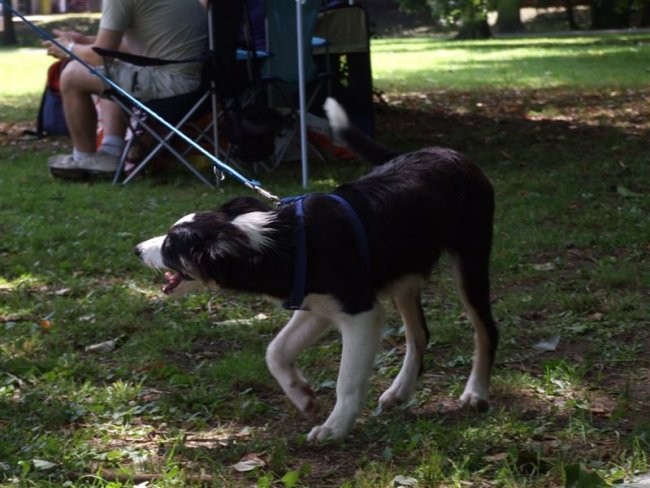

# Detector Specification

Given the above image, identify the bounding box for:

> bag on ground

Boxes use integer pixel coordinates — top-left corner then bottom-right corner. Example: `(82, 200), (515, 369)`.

(37, 59), (69, 137)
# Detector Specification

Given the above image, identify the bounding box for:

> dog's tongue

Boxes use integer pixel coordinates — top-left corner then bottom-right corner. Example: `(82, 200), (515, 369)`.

(162, 271), (182, 294)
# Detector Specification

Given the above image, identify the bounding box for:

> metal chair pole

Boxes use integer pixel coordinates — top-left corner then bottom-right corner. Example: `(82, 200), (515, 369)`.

(296, 0), (309, 189)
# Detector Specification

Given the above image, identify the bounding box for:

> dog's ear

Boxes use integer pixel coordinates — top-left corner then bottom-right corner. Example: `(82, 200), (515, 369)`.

(207, 224), (256, 259)
(216, 196), (271, 219)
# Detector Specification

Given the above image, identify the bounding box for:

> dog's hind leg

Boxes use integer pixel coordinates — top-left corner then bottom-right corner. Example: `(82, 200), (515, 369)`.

(307, 304), (384, 442)
(451, 251), (498, 412)
(266, 311), (332, 416)
(378, 283), (429, 412)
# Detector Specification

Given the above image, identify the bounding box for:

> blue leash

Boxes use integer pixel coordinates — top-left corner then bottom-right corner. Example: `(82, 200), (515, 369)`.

(280, 194), (370, 310)
(4, 1), (280, 203)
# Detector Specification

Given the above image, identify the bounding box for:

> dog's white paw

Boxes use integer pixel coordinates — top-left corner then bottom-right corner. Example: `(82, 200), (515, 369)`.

(307, 424), (346, 443)
(459, 389), (489, 412)
(378, 383), (414, 412)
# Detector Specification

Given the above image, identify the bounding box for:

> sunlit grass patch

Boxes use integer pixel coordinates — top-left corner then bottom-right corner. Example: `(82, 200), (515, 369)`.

(372, 34), (650, 91)
(0, 48), (52, 122)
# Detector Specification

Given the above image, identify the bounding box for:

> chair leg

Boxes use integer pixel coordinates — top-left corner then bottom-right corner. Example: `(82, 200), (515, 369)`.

(109, 94), (218, 188)
(113, 136), (132, 185)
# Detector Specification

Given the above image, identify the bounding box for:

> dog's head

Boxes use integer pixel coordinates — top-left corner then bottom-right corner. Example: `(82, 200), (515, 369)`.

(135, 196), (274, 297)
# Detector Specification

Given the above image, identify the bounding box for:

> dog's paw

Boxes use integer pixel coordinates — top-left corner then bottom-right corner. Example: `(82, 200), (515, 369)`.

(378, 386), (411, 412)
(290, 381), (319, 417)
(306, 424), (345, 443)
(459, 390), (490, 413)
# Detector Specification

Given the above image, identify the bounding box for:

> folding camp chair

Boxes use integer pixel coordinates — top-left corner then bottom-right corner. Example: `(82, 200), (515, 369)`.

(94, 0), (252, 187)
(261, 0), (330, 168)
(214, 0), (280, 169)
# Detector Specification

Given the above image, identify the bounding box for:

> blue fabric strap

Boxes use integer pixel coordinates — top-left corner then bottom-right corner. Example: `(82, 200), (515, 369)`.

(280, 194), (369, 310)
(284, 197), (307, 310)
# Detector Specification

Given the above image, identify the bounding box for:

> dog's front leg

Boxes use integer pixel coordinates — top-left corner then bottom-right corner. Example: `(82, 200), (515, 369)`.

(307, 305), (384, 443)
(266, 311), (331, 416)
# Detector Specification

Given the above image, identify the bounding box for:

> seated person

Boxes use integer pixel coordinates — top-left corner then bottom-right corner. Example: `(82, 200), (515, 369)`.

(44, 0), (208, 180)
(246, 0), (266, 51)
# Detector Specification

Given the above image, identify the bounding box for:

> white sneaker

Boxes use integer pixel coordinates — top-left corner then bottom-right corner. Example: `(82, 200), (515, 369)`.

(48, 151), (119, 180)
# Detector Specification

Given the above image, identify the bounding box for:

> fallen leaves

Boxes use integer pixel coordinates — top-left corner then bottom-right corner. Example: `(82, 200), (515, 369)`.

(391, 475), (419, 486)
(38, 318), (52, 330)
(616, 184), (644, 199)
(533, 262), (556, 271)
(31, 459), (57, 470)
(232, 452), (266, 472)
(533, 335), (561, 352)
(84, 336), (124, 353)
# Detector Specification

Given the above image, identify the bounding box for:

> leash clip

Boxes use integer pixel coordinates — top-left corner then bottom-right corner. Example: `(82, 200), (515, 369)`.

(213, 166), (226, 183)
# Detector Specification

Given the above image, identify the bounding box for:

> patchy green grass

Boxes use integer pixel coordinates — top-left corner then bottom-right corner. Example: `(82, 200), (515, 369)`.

(0, 47), (53, 123)
(372, 34), (650, 91)
(1, 32), (649, 487)
(0, 14), (101, 123)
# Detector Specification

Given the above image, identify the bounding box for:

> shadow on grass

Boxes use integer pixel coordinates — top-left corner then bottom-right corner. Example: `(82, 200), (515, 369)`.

(374, 88), (649, 169)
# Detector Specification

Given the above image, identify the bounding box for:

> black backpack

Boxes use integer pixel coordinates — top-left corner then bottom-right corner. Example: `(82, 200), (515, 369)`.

(223, 103), (280, 163)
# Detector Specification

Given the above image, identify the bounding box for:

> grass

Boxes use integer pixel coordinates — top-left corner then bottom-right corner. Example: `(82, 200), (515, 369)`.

(1, 31), (650, 487)
(0, 48), (53, 123)
(1, 14), (101, 123)
(371, 34), (650, 91)
(3, 25), (650, 123)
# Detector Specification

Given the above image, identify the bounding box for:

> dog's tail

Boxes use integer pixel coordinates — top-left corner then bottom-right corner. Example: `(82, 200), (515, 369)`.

(324, 97), (401, 165)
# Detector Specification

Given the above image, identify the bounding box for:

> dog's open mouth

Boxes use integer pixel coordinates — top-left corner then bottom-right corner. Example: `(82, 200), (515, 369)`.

(162, 271), (190, 294)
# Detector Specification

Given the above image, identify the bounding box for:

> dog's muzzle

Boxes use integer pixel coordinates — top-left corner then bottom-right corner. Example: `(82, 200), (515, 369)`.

(134, 241), (197, 295)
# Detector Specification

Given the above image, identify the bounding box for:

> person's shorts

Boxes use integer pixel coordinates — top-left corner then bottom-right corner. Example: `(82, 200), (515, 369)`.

(98, 60), (202, 101)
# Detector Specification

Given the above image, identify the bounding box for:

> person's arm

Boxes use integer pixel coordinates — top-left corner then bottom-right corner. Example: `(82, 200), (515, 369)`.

(43, 28), (125, 65)
(54, 29), (96, 45)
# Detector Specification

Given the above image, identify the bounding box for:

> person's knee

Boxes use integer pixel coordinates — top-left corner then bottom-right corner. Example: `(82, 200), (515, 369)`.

(60, 61), (103, 96)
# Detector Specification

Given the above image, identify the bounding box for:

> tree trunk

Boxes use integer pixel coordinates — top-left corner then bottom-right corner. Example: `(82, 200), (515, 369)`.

(589, 0), (631, 28)
(564, 0), (580, 29)
(495, 0), (526, 33)
(456, 18), (493, 38)
(639, 0), (650, 27)
(2, 2), (18, 46)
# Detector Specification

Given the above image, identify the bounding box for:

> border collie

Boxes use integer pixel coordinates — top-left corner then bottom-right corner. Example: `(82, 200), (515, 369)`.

(135, 98), (498, 442)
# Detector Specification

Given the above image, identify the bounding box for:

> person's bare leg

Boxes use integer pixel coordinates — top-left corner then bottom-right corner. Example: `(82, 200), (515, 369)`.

(100, 99), (127, 139)
(98, 99), (127, 156)
(59, 60), (105, 154)
(50, 61), (122, 178)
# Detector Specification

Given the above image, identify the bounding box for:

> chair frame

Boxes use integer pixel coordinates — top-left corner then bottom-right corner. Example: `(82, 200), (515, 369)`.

(95, 0), (253, 187)
(260, 0), (330, 171)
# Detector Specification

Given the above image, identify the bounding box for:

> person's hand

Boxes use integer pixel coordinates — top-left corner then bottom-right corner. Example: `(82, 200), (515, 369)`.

(53, 29), (90, 44)
(43, 30), (87, 59)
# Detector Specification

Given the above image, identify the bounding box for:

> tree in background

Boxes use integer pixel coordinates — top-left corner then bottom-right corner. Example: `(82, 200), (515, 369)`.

(639, 0), (650, 26)
(589, 0), (632, 27)
(2, 1), (18, 46)
(494, 0), (525, 32)
(398, 0), (648, 35)
(562, 0), (581, 30)
(400, 0), (493, 37)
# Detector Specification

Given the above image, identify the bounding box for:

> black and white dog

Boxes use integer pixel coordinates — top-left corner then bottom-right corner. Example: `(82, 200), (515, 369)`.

(135, 98), (498, 442)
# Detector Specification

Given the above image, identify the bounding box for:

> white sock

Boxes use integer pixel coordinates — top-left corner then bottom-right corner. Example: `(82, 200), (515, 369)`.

(99, 135), (125, 157)
(72, 148), (94, 162)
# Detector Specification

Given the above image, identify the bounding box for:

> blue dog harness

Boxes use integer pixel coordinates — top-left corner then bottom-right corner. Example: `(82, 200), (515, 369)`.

(280, 194), (370, 310)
